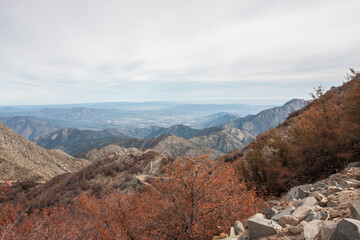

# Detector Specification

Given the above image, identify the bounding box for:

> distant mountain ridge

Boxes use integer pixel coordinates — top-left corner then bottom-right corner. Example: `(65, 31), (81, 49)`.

(0, 116), (62, 140)
(34, 99), (307, 158)
(222, 98), (308, 135)
(0, 122), (88, 182)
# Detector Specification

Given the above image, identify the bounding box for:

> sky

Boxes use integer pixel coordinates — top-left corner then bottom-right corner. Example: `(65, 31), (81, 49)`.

(0, 0), (359, 106)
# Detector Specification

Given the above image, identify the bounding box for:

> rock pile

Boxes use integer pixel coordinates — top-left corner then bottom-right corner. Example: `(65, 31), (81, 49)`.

(219, 162), (360, 240)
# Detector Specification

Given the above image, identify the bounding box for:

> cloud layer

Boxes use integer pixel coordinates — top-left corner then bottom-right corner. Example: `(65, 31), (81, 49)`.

(0, 0), (359, 105)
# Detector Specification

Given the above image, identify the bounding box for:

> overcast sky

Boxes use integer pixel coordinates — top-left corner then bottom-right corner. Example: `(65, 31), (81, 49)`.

(0, 0), (359, 106)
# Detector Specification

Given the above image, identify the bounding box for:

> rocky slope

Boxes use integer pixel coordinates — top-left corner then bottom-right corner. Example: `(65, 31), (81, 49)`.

(223, 99), (307, 136)
(77, 145), (141, 161)
(219, 162), (360, 240)
(0, 122), (88, 182)
(0, 116), (62, 140)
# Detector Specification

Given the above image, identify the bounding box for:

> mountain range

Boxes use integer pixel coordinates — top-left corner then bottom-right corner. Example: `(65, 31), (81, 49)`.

(0, 116), (62, 140)
(0, 122), (88, 182)
(33, 99), (307, 159)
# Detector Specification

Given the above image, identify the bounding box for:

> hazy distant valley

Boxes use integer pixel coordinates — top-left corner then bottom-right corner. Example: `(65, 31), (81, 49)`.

(0, 102), (273, 135)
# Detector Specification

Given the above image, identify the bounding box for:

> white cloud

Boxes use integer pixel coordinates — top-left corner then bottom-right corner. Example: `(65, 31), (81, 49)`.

(0, 0), (359, 105)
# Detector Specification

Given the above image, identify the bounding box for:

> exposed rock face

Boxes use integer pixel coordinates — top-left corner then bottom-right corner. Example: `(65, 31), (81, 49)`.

(0, 122), (88, 182)
(219, 162), (360, 240)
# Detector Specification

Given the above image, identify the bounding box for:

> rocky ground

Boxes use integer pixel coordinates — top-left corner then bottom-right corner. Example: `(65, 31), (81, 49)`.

(217, 162), (360, 240)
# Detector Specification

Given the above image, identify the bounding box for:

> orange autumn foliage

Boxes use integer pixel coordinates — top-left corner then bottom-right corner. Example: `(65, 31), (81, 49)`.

(0, 155), (263, 240)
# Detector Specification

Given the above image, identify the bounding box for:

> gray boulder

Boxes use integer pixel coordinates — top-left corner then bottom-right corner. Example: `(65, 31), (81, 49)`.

(291, 205), (311, 221)
(284, 184), (310, 201)
(304, 220), (322, 240)
(303, 196), (318, 207)
(247, 218), (282, 239)
(330, 218), (360, 240)
(350, 201), (360, 220)
(320, 221), (338, 240)
(234, 220), (245, 235)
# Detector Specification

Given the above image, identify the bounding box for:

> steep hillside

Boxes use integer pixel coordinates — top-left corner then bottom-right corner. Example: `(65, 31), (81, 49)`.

(230, 73), (360, 195)
(0, 116), (62, 140)
(25, 150), (169, 209)
(33, 128), (129, 154)
(0, 122), (88, 182)
(223, 98), (307, 136)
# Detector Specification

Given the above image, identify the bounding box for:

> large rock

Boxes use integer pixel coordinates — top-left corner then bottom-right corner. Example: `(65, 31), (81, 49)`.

(278, 215), (299, 227)
(320, 221), (338, 240)
(303, 196), (318, 207)
(303, 220), (322, 240)
(329, 218), (360, 240)
(291, 205), (311, 221)
(350, 201), (360, 220)
(234, 220), (245, 235)
(243, 213), (265, 228)
(284, 184), (310, 201)
(272, 206), (296, 221)
(247, 218), (282, 239)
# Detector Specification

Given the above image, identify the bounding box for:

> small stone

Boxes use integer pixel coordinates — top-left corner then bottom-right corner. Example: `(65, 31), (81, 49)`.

(288, 225), (303, 235)
(319, 197), (328, 207)
(345, 179), (360, 188)
(327, 186), (344, 194)
(349, 187), (355, 190)
(292, 205), (311, 221)
(312, 192), (324, 201)
(234, 220), (245, 235)
(264, 207), (279, 219)
(304, 211), (321, 222)
(319, 211), (328, 220)
(320, 221), (338, 240)
(278, 215), (299, 227)
(303, 196), (318, 207)
(350, 201), (360, 220)
(330, 218), (360, 240)
(303, 220), (322, 240)
(272, 206), (296, 221)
